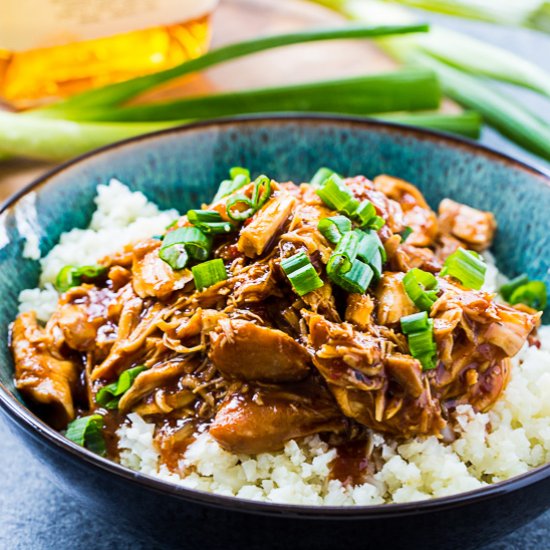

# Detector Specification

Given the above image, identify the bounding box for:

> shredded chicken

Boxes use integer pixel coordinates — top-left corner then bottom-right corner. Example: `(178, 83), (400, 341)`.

(10, 170), (541, 467)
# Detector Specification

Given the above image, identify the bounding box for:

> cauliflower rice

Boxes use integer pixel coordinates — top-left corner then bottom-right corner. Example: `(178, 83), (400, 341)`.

(18, 180), (550, 505)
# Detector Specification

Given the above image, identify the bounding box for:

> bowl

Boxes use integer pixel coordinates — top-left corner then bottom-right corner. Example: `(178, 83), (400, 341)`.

(1, 115), (549, 549)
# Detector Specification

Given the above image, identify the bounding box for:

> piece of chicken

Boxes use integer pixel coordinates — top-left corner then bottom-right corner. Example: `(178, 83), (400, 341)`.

(374, 272), (417, 326)
(11, 312), (78, 428)
(131, 239), (193, 300)
(209, 319), (310, 382)
(209, 382), (346, 453)
(306, 313), (445, 437)
(374, 175), (438, 247)
(431, 280), (540, 411)
(237, 192), (296, 258)
(437, 199), (496, 252)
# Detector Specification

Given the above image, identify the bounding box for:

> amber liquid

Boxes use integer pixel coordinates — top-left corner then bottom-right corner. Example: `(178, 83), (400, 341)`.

(0, 13), (212, 110)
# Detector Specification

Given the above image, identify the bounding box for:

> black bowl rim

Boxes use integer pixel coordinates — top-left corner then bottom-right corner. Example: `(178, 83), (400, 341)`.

(1, 113), (550, 519)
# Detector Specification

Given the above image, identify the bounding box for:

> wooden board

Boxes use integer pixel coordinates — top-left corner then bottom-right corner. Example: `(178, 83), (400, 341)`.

(0, 0), (401, 197)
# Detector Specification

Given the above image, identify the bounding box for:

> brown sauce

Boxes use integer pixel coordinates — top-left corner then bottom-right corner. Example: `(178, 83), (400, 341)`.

(155, 419), (198, 473)
(102, 410), (124, 461)
(329, 440), (371, 486)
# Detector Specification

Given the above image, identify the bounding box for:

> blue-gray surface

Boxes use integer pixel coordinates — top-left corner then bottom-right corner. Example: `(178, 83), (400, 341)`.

(2, 12), (550, 550)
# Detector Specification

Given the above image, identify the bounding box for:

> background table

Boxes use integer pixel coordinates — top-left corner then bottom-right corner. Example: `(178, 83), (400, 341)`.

(1, 1), (549, 548)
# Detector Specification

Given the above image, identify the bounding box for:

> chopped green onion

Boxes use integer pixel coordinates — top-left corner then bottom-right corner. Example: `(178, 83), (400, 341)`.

(355, 200), (377, 226)
(316, 174), (355, 211)
(400, 311), (437, 371)
(55, 265), (108, 292)
(400, 226), (414, 242)
(327, 231), (360, 274)
(403, 268), (439, 311)
(401, 311), (431, 334)
(159, 227), (212, 270)
(357, 229), (387, 262)
(225, 175), (273, 221)
(65, 414), (106, 456)
(440, 248), (486, 290)
(330, 258), (374, 294)
(251, 175), (272, 210)
(365, 215), (386, 231)
(499, 274), (530, 302)
(281, 251), (324, 296)
(318, 215), (352, 244)
(187, 209), (233, 234)
(311, 167), (337, 187)
(213, 167), (251, 202)
(95, 366), (147, 409)
(229, 166), (250, 180)
(192, 258), (228, 291)
(226, 195), (256, 221)
(509, 281), (548, 310)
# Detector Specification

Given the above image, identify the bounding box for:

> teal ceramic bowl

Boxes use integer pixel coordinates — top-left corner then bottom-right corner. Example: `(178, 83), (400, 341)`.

(0, 115), (549, 550)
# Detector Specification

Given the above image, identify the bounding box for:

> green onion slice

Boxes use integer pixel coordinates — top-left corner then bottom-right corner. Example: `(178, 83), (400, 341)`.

(213, 166), (251, 202)
(187, 209), (233, 234)
(251, 175), (272, 210)
(316, 174), (355, 211)
(55, 265), (108, 292)
(365, 215), (386, 231)
(229, 166), (250, 180)
(95, 365), (147, 409)
(499, 274), (530, 302)
(400, 226), (414, 242)
(509, 281), (548, 310)
(327, 231), (360, 274)
(318, 215), (352, 244)
(311, 167), (337, 187)
(329, 258), (374, 294)
(401, 311), (431, 334)
(403, 268), (439, 311)
(159, 227), (213, 270)
(226, 194), (256, 221)
(281, 251), (324, 296)
(400, 311), (437, 371)
(440, 248), (486, 290)
(192, 258), (228, 291)
(65, 414), (106, 456)
(355, 200), (376, 226)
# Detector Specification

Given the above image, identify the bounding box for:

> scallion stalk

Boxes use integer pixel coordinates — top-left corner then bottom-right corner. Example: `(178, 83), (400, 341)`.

(41, 23), (430, 113)
(55, 69), (441, 122)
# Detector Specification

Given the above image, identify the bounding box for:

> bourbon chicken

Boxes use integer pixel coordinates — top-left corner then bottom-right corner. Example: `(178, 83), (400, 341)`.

(11, 168), (542, 464)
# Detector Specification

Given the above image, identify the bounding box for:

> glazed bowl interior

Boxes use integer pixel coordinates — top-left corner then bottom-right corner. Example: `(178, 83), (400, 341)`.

(1, 115), (549, 518)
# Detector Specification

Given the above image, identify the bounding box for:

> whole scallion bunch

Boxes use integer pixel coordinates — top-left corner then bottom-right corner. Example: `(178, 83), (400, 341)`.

(0, 22), (482, 162)
(314, 0), (550, 163)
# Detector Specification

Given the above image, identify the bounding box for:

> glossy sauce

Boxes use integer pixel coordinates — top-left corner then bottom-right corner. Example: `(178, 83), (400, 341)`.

(329, 440), (371, 486)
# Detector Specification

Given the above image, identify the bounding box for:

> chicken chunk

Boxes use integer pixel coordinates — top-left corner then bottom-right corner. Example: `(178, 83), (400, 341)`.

(374, 175), (438, 247)
(438, 198), (496, 252)
(307, 313), (445, 437)
(131, 239), (193, 300)
(11, 312), (78, 428)
(238, 193), (296, 258)
(209, 383), (345, 454)
(431, 280), (540, 410)
(374, 272), (417, 326)
(209, 319), (310, 382)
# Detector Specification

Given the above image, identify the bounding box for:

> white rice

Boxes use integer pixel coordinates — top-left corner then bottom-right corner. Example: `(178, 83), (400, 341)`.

(18, 180), (550, 505)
